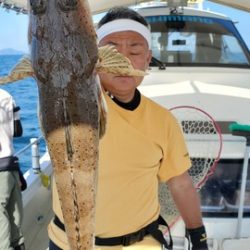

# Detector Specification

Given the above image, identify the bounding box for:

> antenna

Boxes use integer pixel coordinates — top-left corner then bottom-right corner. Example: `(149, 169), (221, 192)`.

(167, 0), (188, 14)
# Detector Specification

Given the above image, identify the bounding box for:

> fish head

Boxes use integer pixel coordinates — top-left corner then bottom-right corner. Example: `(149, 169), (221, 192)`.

(28, 0), (98, 88)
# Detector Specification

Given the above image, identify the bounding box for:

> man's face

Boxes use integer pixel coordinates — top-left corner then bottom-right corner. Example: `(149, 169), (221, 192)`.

(98, 30), (152, 101)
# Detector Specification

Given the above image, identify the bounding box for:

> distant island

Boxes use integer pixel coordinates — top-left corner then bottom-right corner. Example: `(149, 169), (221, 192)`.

(0, 48), (27, 55)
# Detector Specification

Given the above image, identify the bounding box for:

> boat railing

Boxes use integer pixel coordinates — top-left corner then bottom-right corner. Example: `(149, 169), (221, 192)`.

(14, 136), (47, 174)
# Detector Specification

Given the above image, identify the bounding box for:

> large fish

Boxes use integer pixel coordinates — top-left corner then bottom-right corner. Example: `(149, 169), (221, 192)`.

(28, 1), (146, 249)
(0, 1), (146, 248)
(28, 0), (100, 249)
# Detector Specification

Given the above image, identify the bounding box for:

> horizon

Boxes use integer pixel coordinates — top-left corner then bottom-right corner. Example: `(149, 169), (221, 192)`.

(0, 47), (26, 53)
(0, 2), (249, 53)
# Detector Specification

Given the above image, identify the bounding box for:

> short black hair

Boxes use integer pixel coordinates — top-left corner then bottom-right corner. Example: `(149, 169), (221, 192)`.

(97, 7), (148, 29)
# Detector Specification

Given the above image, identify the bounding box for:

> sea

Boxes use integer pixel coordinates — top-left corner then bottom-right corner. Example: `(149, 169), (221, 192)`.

(0, 54), (46, 173)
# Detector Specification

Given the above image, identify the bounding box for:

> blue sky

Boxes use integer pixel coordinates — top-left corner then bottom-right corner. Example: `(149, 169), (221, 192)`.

(0, 8), (29, 52)
(0, 1), (249, 53)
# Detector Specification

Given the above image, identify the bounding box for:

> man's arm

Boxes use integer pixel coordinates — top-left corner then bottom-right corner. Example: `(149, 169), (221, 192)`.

(167, 171), (208, 250)
(167, 171), (202, 228)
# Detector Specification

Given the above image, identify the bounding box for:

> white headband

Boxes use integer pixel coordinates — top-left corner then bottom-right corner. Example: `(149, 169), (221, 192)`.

(96, 19), (151, 49)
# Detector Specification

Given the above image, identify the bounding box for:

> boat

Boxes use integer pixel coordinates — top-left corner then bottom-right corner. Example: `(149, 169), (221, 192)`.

(1, 0), (250, 249)
(136, 2), (250, 250)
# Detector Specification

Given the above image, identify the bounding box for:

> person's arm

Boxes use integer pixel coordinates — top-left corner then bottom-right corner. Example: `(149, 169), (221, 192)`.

(168, 171), (202, 228)
(167, 171), (208, 250)
(13, 106), (23, 137)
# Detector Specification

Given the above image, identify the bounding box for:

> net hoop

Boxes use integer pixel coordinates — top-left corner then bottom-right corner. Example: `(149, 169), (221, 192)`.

(159, 105), (223, 232)
(169, 105), (223, 188)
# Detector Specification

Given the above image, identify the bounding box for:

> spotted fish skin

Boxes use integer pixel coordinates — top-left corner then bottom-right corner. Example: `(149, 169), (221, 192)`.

(29, 0), (99, 249)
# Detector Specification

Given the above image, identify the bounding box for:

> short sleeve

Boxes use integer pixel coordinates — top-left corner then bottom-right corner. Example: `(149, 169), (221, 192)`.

(158, 114), (191, 182)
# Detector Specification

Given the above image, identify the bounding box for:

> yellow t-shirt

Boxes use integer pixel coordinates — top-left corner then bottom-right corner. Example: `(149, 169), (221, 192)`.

(48, 93), (191, 249)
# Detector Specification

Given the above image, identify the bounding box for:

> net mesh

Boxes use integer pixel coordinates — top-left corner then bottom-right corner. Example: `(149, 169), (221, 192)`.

(159, 106), (222, 228)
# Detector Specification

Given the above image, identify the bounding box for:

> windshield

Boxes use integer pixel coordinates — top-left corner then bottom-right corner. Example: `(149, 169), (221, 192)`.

(145, 15), (250, 67)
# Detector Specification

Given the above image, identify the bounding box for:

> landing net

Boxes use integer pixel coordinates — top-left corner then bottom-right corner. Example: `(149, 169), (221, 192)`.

(159, 105), (222, 229)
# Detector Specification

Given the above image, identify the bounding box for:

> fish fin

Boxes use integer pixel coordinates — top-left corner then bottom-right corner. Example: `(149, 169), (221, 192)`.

(0, 56), (34, 85)
(96, 76), (107, 138)
(96, 45), (147, 77)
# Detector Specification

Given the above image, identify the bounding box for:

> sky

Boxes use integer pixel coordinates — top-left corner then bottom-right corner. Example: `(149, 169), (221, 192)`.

(0, 1), (249, 53)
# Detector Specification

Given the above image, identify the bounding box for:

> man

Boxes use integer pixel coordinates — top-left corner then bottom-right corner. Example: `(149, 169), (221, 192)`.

(0, 88), (25, 250)
(48, 7), (208, 250)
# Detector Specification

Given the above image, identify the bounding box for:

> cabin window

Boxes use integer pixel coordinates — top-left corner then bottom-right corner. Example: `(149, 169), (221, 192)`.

(146, 15), (250, 67)
(220, 35), (249, 64)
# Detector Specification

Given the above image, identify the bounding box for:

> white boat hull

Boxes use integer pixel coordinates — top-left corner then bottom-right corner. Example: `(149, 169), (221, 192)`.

(22, 152), (52, 250)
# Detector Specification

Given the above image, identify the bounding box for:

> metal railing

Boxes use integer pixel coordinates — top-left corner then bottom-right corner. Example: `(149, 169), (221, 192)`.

(14, 136), (46, 173)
